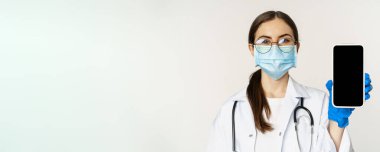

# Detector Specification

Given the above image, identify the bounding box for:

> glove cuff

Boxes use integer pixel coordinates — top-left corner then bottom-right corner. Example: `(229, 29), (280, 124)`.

(328, 116), (349, 128)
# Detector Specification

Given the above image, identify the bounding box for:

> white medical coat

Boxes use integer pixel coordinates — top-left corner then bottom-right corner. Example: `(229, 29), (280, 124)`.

(206, 76), (353, 152)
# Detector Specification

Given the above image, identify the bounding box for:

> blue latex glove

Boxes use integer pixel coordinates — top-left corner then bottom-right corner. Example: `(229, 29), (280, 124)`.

(326, 73), (373, 128)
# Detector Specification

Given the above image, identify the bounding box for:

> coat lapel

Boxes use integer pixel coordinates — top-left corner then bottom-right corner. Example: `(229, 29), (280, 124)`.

(277, 76), (310, 135)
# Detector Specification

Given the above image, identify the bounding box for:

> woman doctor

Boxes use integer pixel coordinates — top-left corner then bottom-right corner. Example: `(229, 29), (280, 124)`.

(206, 11), (373, 152)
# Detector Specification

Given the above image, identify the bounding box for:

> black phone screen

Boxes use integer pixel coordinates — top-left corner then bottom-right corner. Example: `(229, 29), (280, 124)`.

(333, 45), (363, 107)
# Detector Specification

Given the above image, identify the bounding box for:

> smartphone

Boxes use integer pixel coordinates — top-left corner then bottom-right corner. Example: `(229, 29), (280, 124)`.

(333, 45), (364, 107)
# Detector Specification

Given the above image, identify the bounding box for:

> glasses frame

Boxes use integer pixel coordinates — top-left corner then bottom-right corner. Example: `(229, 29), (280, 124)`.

(253, 37), (298, 54)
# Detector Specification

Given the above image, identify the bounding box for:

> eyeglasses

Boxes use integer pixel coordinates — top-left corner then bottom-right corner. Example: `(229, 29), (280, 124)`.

(253, 36), (297, 54)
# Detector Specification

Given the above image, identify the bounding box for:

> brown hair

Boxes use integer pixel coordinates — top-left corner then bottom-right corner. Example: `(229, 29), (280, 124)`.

(246, 11), (299, 133)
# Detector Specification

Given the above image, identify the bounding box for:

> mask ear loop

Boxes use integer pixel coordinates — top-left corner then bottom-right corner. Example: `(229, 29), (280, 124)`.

(292, 44), (298, 68)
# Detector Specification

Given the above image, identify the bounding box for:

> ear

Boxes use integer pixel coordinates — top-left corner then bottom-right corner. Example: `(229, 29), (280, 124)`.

(248, 43), (254, 56)
(296, 42), (300, 53)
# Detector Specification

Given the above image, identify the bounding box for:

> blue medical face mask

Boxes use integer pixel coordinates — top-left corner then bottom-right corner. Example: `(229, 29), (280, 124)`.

(254, 45), (297, 80)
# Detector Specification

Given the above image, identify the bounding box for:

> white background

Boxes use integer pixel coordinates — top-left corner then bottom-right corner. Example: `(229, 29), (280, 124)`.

(0, 0), (379, 151)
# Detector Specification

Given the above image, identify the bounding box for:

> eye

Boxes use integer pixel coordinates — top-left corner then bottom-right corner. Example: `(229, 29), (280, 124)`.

(278, 37), (294, 45)
(279, 38), (289, 43)
(255, 38), (271, 45)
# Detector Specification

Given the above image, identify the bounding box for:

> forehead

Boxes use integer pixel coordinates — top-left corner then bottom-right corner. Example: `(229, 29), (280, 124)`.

(255, 18), (294, 40)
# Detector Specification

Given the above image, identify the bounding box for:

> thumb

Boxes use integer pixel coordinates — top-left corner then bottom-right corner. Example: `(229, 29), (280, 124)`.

(326, 80), (333, 93)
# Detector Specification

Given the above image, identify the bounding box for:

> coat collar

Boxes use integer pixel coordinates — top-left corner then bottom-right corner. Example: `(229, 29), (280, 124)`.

(233, 75), (309, 102)
(285, 76), (310, 100)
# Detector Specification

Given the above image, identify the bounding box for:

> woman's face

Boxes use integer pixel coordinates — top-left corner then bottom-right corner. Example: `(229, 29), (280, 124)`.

(248, 18), (299, 56)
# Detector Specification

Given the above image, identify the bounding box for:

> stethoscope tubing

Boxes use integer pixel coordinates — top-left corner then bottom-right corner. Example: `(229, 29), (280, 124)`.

(231, 97), (314, 152)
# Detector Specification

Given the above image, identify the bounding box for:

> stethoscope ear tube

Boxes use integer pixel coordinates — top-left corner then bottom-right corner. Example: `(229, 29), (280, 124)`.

(293, 97), (314, 126)
(232, 100), (238, 152)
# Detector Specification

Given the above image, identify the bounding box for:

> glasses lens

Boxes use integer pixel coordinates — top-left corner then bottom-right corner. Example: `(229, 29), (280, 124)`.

(254, 38), (272, 53)
(278, 36), (296, 53)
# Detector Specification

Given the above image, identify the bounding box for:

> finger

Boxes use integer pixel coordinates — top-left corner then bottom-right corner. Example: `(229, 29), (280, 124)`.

(365, 77), (372, 86)
(365, 85), (373, 93)
(365, 73), (370, 79)
(326, 80), (333, 92)
(365, 93), (371, 100)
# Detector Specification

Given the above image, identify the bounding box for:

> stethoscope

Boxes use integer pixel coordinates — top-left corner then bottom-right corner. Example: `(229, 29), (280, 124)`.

(232, 97), (314, 152)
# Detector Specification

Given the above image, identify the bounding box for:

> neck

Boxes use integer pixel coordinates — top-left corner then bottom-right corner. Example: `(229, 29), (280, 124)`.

(261, 72), (289, 98)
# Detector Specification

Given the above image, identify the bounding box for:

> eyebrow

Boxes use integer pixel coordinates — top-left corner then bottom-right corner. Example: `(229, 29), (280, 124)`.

(257, 33), (293, 40)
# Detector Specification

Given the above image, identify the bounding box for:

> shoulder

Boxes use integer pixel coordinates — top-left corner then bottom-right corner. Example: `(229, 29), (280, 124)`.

(213, 85), (249, 121)
(302, 85), (329, 112)
(211, 85), (251, 133)
(220, 86), (248, 111)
